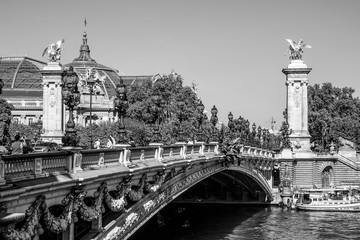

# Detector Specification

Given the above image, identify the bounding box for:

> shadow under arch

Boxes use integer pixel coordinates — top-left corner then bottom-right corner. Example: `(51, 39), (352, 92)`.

(223, 166), (273, 200)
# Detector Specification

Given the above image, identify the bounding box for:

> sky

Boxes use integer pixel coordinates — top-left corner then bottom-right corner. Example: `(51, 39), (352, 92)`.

(1, 0), (360, 130)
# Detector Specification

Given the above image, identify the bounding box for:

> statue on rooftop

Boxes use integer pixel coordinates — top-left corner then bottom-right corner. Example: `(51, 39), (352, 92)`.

(42, 39), (65, 63)
(285, 39), (311, 61)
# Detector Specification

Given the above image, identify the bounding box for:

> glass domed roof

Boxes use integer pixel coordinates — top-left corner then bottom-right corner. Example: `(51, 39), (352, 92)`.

(0, 56), (46, 89)
(0, 32), (158, 100)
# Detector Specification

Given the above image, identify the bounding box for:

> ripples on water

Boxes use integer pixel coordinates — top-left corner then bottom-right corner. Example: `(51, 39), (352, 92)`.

(130, 204), (360, 240)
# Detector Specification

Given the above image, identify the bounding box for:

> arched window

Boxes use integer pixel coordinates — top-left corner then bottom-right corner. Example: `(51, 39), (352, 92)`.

(321, 166), (333, 188)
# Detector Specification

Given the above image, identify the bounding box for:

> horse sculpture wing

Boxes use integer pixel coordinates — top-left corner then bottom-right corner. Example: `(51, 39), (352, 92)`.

(285, 39), (297, 50)
(55, 39), (65, 50)
(42, 46), (49, 57)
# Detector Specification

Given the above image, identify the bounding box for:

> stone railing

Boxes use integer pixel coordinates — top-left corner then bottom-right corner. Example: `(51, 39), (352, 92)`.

(0, 142), (273, 186)
(0, 151), (71, 184)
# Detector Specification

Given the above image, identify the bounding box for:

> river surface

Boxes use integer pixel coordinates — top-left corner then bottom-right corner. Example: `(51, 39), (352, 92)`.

(129, 204), (360, 240)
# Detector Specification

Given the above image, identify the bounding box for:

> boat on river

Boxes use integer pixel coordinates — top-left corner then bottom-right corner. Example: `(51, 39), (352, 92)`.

(295, 188), (360, 212)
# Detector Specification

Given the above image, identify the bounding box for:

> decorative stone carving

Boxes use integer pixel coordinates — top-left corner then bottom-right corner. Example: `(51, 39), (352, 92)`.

(127, 174), (146, 202)
(285, 39), (311, 61)
(42, 39), (65, 63)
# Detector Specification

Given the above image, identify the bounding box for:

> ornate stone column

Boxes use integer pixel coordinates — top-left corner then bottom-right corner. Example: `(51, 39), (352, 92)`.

(282, 60), (312, 151)
(40, 62), (64, 143)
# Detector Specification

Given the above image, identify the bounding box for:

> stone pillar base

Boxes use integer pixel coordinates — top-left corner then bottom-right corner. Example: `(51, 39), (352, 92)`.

(41, 131), (64, 144)
(289, 134), (311, 151)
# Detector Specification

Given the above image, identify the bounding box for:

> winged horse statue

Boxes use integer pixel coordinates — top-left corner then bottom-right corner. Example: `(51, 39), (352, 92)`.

(42, 39), (65, 62)
(285, 39), (311, 61)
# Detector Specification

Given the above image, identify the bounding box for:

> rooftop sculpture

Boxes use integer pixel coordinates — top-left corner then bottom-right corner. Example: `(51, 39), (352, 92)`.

(285, 39), (311, 61)
(42, 39), (65, 62)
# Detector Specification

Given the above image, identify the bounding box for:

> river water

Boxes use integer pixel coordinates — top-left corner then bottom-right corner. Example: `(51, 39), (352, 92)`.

(130, 204), (360, 240)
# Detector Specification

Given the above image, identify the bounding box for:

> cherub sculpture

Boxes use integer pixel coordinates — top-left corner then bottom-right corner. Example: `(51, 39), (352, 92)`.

(42, 39), (65, 62)
(285, 39), (311, 61)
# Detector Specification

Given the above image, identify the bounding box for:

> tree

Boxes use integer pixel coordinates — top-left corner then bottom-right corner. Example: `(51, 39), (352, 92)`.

(126, 72), (205, 144)
(0, 84), (14, 146)
(308, 83), (360, 151)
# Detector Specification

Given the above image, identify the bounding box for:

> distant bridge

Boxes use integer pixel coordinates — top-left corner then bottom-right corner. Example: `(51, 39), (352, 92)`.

(0, 143), (274, 240)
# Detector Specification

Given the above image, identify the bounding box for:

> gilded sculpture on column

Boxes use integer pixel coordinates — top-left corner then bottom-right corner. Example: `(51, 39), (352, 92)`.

(42, 39), (65, 62)
(285, 39), (311, 61)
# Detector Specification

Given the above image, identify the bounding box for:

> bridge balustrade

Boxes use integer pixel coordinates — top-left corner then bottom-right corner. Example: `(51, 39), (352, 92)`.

(0, 141), (277, 240)
(0, 142), (272, 186)
(81, 148), (123, 170)
(1, 151), (71, 183)
(185, 143), (204, 158)
(129, 146), (158, 164)
(161, 145), (184, 162)
(203, 143), (218, 154)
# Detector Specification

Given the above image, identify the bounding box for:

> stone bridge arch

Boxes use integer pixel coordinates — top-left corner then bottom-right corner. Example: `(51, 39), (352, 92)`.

(96, 160), (273, 240)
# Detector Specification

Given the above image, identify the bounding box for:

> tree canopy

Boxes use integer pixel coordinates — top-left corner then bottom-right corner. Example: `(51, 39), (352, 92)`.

(308, 82), (360, 151)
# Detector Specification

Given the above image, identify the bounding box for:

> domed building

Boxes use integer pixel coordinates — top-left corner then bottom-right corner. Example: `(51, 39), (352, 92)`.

(0, 31), (160, 133)
(0, 56), (46, 125)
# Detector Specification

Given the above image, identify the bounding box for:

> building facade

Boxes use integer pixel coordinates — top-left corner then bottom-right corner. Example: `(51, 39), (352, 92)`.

(0, 32), (160, 135)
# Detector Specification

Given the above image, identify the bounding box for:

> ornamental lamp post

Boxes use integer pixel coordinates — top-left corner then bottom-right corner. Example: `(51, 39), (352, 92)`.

(152, 92), (162, 143)
(251, 123), (256, 145)
(177, 99), (185, 142)
(244, 119), (250, 145)
(113, 80), (128, 144)
(61, 67), (81, 147)
(196, 100), (205, 142)
(228, 112), (234, 129)
(86, 77), (97, 149)
(210, 105), (218, 142)
(84, 68), (103, 149)
(36, 122), (43, 143)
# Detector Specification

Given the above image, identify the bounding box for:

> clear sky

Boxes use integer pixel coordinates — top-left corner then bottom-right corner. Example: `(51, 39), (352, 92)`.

(1, 0), (359, 129)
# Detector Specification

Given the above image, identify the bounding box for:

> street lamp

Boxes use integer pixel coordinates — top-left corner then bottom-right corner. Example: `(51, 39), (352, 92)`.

(113, 79), (128, 144)
(84, 68), (102, 149)
(228, 112), (234, 129)
(210, 105), (218, 141)
(177, 99), (185, 142)
(61, 66), (81, 147)
(196, 100), (205, 142)
(244, 119), (250, 145)
(250, 123), (256, 146)
(35, 121), (43, 143)
(152, 92), (162, 143)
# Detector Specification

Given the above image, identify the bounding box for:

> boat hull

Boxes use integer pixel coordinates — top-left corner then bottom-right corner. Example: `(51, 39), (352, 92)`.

(296, 202), (360, 212)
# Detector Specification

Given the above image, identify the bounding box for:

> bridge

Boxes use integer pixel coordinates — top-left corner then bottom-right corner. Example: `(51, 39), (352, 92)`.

(0, 142), (275, 240)
(3, 40), (360, 240)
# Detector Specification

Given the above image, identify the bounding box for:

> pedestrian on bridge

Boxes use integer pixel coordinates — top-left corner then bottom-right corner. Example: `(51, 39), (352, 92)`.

(0, 140), (8, 155)
(106, 137), (113, 148)
(11, 134), (23, 155)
